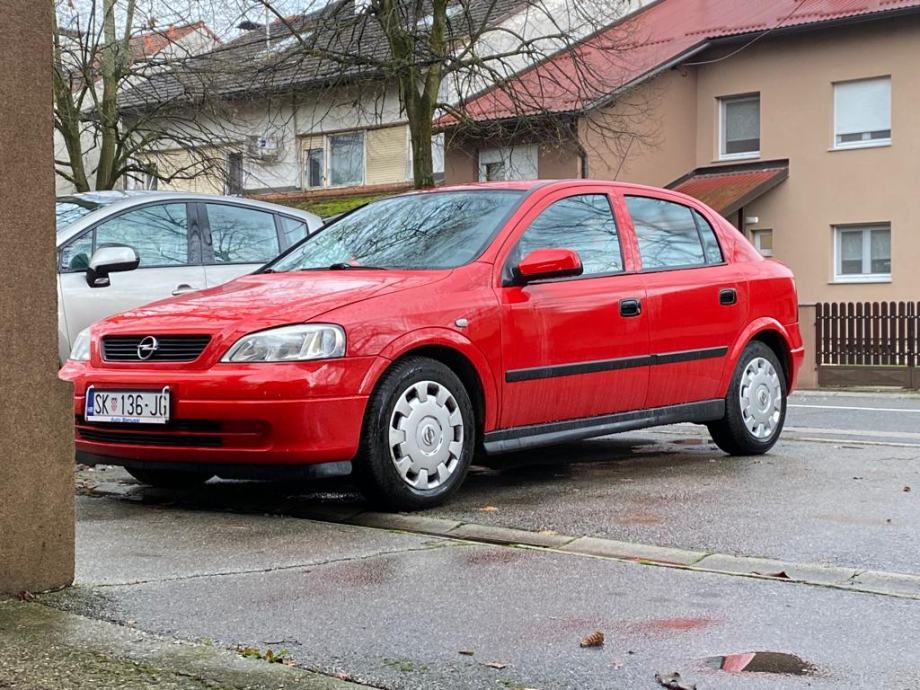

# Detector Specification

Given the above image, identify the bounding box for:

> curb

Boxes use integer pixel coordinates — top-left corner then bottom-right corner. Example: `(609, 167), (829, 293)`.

(82, 482), (920, 601)
(337, 511), (920, 601)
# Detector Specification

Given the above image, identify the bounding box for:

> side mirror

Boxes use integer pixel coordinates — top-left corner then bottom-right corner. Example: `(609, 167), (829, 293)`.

(513, 248), (583, 283)
(85, 245), (139, 288)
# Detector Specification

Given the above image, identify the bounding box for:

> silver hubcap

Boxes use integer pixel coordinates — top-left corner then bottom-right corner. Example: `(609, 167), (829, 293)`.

(739, 356), (783, 440)
(388, 380), (464, 491)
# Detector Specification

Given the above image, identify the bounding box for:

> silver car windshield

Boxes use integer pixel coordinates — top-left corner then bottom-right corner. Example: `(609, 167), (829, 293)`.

(56, 197), (111, 234)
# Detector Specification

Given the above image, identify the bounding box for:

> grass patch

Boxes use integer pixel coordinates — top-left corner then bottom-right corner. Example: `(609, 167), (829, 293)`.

(276, 193), (393, 219)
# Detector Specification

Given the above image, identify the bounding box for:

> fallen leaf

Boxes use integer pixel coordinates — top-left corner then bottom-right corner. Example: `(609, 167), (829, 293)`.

(904, 486), (912, 492)
(580, 630), (605, 648)
(479, 506), (499, 513)
(753, 570), (791, 580)
(655, 671), (697, 690)
(17, 591), (34, 602)
(458, 650), (474, 656)
(485, 661), (507, 669)
(333, 671), (352, 681)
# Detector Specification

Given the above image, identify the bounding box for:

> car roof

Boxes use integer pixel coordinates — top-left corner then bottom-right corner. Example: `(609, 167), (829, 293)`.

(56, 191), (322, 246)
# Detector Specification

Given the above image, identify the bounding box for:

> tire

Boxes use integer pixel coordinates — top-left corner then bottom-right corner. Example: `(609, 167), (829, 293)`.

(353, 356), (475, 511)
(125, 467), (214, 488)
(708, 341), (787, 455)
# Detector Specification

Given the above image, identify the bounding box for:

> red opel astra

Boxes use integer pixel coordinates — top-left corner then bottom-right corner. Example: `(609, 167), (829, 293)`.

(61, 180), (803, 510)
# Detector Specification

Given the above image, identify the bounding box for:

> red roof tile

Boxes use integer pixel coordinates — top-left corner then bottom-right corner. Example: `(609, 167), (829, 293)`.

(447, 0), (920, 123)
(668, 162), (789, 216)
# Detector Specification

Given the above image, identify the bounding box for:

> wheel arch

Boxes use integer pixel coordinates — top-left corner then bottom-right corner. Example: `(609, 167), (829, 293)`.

(721, 319), (795, 395)
(360, 329), (499, 433)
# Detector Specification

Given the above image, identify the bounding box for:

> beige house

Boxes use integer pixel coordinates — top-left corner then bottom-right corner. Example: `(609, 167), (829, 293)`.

(443, 0), (920, 386)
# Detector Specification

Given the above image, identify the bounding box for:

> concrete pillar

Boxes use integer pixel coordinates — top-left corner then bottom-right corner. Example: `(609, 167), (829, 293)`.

(0, 1), (75, 593)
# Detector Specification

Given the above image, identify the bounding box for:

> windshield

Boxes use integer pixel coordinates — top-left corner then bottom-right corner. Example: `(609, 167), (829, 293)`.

(269, 190), (523, 272)
(56, 197), (106, 234)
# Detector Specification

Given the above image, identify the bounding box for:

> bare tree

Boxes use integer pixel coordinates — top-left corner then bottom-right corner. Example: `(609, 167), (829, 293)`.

(52, 0), (229, 191)
(249, 0), (645, 189)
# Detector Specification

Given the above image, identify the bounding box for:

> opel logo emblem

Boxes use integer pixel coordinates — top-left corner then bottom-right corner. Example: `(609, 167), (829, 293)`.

(137, 336), (159, 360)
(421, 425), (437, 446)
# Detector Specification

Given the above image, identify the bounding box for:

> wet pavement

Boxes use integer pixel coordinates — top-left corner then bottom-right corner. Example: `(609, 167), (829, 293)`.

(55, 390), (920, 689)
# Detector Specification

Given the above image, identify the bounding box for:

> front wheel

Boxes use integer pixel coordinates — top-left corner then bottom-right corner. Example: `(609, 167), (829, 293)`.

(125, 467), (213, 488)
(354, 356), (475, 511)
(708, 342), (786, 455)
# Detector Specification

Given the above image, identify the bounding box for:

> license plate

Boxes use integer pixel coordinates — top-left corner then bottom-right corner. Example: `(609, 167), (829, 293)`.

(85, 386), (170, 424)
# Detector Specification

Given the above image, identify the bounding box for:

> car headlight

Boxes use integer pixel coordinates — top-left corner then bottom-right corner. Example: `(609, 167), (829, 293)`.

(69, 328), (91, 361)
(221, 324), (346, 363)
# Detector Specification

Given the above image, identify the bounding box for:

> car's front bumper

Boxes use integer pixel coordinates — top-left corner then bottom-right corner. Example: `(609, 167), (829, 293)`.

(61, 357), (376, 467)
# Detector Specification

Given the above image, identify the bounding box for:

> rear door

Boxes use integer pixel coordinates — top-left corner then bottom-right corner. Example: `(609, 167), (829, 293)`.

(624, 194), (748, 407)
(497, 188), (649, 429)
(199, 202), (285, 287)
(58, 201), (205, 344)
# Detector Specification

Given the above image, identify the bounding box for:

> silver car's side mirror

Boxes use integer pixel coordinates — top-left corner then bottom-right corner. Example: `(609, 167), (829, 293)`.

(85, 245), (140, 288)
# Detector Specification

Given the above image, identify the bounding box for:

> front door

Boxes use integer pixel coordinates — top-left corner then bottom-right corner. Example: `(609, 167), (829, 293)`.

(623, 194), (748, 407)
(497, 190), (649, 429)
(58, 202), (206, 345)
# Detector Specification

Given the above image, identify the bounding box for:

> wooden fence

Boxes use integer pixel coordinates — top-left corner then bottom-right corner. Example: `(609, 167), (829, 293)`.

(815, 301), (919, 388)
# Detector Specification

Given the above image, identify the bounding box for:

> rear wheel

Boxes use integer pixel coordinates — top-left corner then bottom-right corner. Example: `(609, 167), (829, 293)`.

(125, 467), (213, 488)
(708, 341), (786, 455)
(354, 356), (475, 511)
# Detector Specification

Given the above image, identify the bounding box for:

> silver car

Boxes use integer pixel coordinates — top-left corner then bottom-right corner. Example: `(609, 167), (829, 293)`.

(56, 191), (322, 363)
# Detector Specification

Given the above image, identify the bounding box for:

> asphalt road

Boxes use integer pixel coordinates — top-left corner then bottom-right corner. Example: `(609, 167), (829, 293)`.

(58, 390), (920, 689)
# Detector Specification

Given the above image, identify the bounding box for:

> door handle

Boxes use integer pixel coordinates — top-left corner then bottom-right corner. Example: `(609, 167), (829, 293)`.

(619, 298), (642, 317)
(720, 288), (738, 306)
(171, 284), (195, 296)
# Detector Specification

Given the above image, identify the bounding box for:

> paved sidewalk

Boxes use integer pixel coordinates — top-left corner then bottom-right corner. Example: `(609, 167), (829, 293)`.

(0, 599), (368, 690)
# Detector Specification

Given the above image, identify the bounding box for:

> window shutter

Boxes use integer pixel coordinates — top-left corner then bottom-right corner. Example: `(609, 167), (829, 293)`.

(835, 78), (891, 136)
(366, 125), (409, 185)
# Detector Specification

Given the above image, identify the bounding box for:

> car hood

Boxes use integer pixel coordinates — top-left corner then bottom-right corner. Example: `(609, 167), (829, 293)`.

(98, 270), (451, 334)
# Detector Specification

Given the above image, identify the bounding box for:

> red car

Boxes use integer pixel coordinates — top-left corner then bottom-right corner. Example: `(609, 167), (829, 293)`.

(61, 180), (803, 510)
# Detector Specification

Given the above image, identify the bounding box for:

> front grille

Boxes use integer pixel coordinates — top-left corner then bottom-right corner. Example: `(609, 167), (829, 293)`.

(102, 335), (211, 362)
(75, 416), (268, 449)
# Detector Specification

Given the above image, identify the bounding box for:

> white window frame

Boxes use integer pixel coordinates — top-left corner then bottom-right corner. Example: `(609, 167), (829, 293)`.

(719, 94), (760, 161)
(751, 228), (773, 257)
(832, 76), (892, 151)
(832, 224), (891, 284)
(301, 130), (368, 190)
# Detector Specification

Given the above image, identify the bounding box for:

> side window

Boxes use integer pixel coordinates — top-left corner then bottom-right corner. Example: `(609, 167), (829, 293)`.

(95, 203), (189, 267)
(279, 216), (309, 248)
(515, 194), (623, 276)
(206, 204), (280, 264)
(60, 232), (93, 271)
(692, 209), (724, 264)
(626, 196), (708, 270)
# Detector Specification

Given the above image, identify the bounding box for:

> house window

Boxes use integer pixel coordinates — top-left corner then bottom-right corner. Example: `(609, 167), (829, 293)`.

(751, 229), (773, 257)
(478, 145), (538, 181)
(328, 132), (365, 186)
(834, 224), (891, 282)
(720, 94), (760, 159)
(305, 148), (323, 188)
(834, 77), (891, 149)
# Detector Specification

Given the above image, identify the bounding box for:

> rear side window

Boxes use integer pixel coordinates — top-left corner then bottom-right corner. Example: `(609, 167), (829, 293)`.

(515, 194), (623, 276)
(279, 216), (309, 248)
(692, 209), (724, 264)
(626, 196), (721, 270)
(206, 204), (280, 264)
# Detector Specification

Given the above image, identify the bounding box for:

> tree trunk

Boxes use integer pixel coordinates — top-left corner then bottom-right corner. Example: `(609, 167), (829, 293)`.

(51, 7), (90, 192)
(408, 106), (436, 189)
